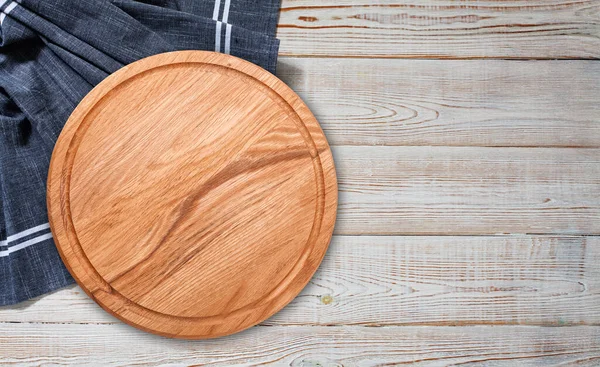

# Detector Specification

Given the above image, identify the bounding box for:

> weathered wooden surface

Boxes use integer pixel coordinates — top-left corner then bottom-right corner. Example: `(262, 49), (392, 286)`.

(1, 235), (598, 327)
(277, 0), (600, 58)
(2, 0), (600, 365)
(1, 324), (599, 366)
(278, 58), (600, 147)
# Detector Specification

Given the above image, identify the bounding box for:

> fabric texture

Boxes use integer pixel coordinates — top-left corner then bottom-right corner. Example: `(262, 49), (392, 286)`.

(0, 0), (280, 306)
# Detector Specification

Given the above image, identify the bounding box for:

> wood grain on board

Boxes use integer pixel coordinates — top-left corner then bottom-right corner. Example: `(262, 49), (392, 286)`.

(277, 0), (600, 59)
(1, 323), (599, 366)
(47, 51), (337, 339)
(277, 58), (600, 147)
(1, 236), (598, 327)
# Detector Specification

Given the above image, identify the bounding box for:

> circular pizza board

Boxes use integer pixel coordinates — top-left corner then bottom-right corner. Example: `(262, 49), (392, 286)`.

(47, 51), (337, 339)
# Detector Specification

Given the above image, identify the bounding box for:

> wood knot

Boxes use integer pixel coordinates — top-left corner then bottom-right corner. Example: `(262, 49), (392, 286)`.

(320, 294), (333, 305)
(299, 16), (318, 22)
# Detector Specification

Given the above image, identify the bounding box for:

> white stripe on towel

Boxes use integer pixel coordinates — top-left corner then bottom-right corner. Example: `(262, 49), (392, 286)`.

(212, 0), (220, 21)
(213, 0), (232, 54)
(224, 23), (232, 54)
(213, 0), (221, 51)
(222, 0), (231, 24)
(215, 21), (222, 53)
(0, 0), (16, 25)
(4, 0), (15, 12)
(0, 222), (51, 247)
(0, 233), (53, 258)
(7, 223), (50, 243)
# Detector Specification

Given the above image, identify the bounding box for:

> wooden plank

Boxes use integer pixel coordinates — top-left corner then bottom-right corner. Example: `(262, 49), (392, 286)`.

(277, 0), (600, 59)
(271, 236), (600, 326)
(2, 236), (598, 327)
(334, 146), (600, 235)
(0, 323), (599, 366)
(277, 58), (600, 147)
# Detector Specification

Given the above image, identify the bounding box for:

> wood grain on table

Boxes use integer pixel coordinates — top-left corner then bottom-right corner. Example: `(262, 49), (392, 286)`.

(1, 0), (599, 365)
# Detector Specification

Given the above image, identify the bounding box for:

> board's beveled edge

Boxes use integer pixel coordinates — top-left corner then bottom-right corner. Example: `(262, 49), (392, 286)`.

(47, 51), (338, 339)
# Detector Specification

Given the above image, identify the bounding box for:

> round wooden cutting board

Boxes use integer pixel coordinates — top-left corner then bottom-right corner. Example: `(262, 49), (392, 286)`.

(47, 51), (337, 339)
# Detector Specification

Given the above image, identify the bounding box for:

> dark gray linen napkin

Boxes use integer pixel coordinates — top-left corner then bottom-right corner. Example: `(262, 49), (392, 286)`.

(0, 0), (280, 306)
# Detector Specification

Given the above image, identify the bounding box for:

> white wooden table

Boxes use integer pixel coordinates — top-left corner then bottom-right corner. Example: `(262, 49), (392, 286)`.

(2, 1), (600, 365)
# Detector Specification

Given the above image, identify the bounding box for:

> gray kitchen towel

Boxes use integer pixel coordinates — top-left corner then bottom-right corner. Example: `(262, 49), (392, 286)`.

(130, 0), (280, 34)
(0, 0), (280, 306)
